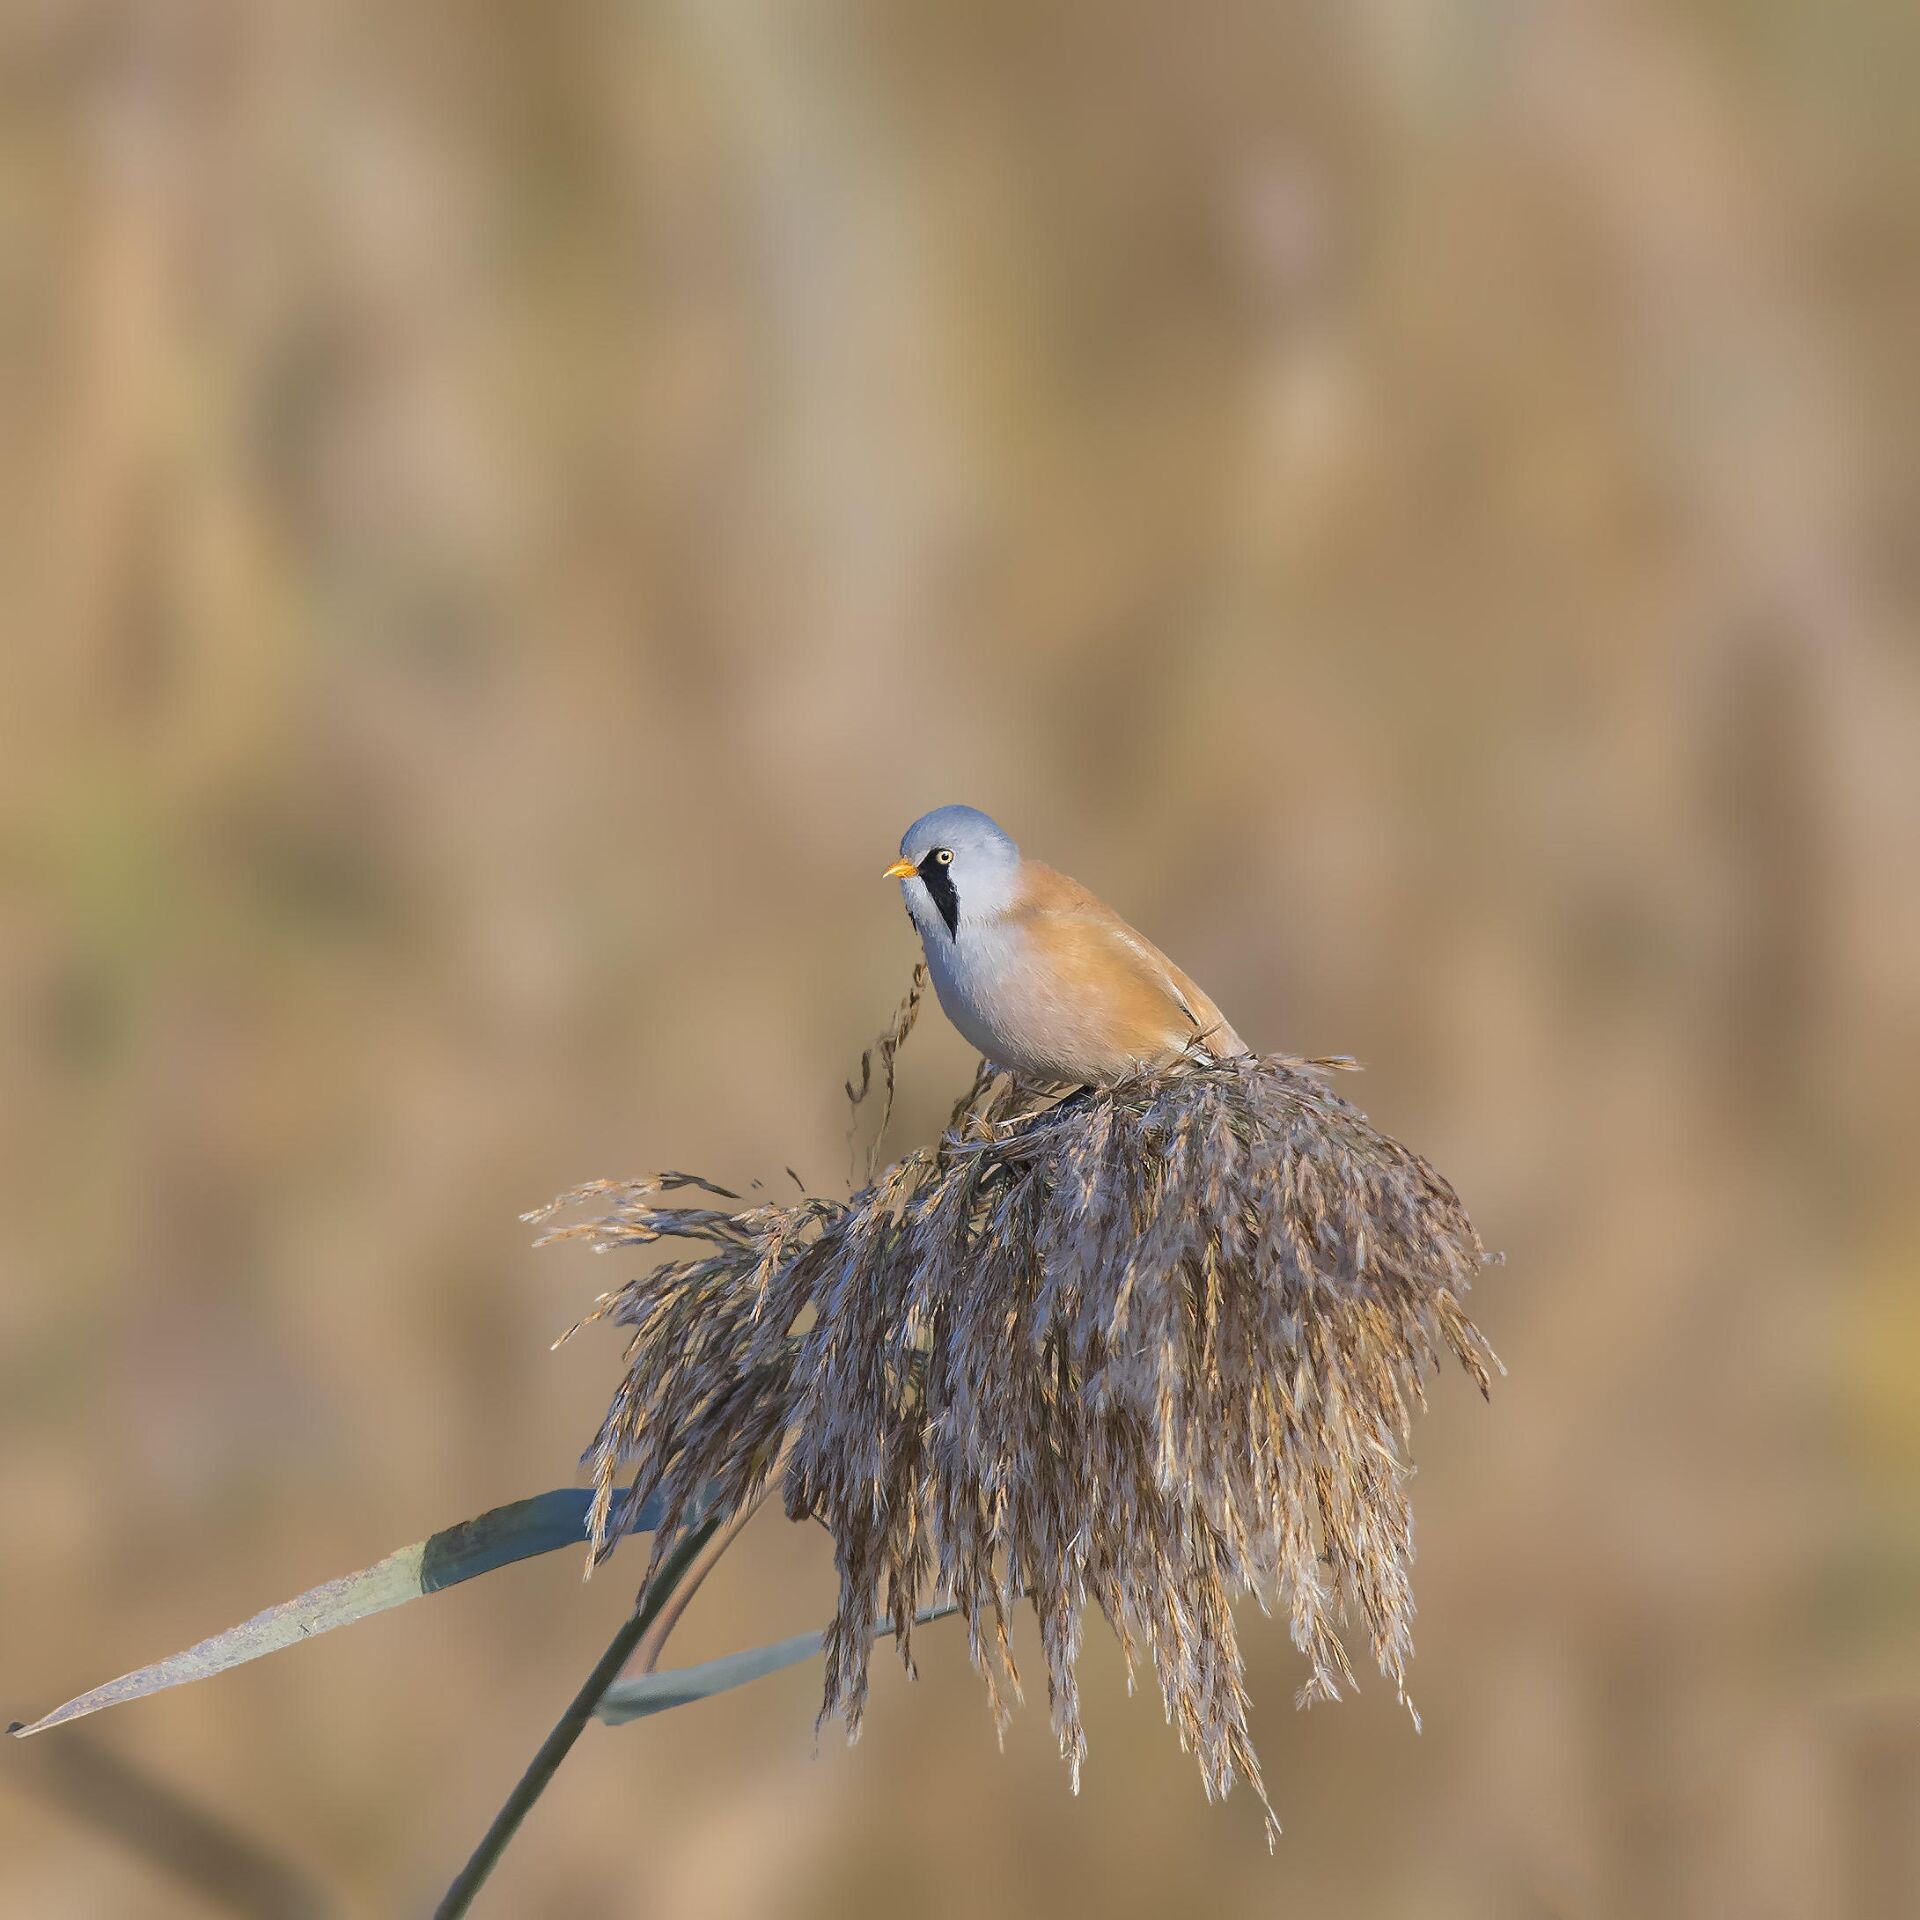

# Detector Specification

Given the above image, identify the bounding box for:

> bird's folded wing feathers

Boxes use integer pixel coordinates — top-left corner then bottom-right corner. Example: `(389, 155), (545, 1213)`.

(1017, 865), (1247, 1060)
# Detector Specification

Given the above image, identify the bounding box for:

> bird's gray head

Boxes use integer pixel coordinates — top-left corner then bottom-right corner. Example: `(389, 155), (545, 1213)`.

(885, 804), (1022, 941)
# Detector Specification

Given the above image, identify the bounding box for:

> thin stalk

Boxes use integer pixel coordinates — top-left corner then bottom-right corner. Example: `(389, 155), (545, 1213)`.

(433, 1517), (721, 1920)
(623, 1441), (793, 1681)
(620, 1509), (748, 1679)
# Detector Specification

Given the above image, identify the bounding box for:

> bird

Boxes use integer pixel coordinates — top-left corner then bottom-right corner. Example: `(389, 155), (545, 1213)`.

(883, 804), (1247, 1086)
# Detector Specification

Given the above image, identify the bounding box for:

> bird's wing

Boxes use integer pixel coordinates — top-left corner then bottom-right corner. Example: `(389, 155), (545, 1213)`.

(1016, 864), (1247, 1060)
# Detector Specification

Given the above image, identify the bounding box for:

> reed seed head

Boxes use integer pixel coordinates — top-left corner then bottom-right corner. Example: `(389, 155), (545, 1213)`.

(534, 1052), (1499, 1839)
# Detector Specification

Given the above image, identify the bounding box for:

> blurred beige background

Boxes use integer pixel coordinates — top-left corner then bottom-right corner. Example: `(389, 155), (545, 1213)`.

(3, 1), (1917, 1915)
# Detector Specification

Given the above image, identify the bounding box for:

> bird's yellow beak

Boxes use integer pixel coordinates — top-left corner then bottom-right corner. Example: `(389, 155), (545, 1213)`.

(882, 857), (918, 880)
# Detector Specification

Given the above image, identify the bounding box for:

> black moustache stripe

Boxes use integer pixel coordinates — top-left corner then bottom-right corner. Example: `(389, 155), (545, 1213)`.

(918, 854), (960, 938)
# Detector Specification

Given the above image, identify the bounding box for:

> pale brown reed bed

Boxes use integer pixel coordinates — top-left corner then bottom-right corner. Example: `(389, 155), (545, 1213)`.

(532, 1046), (1499, 1839)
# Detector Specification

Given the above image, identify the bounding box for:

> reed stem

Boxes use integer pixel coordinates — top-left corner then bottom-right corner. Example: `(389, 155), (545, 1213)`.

(433, 1517), (722, 1920)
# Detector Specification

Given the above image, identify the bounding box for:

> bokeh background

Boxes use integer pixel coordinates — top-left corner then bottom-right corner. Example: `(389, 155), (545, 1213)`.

(3, 1), (1917, 1915)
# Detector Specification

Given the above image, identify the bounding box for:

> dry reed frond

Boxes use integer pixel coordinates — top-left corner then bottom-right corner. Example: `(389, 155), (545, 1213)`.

(534, 1054), (1499, 1838)
(843, 960), (929, 1181)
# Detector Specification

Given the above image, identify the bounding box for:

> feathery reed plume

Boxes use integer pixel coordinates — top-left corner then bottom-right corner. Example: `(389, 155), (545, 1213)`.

(533, 1052), (1499, 1838)
(844, 960), (929, 1180)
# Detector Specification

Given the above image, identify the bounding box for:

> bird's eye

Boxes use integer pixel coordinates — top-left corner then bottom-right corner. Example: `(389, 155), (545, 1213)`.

(935, 848), (954, 865)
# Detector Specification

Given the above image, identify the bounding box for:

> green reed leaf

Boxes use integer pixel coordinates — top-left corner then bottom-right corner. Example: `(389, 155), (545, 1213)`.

(11, 1489), (664, 1739)
(595, 1602), (961, 1726)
